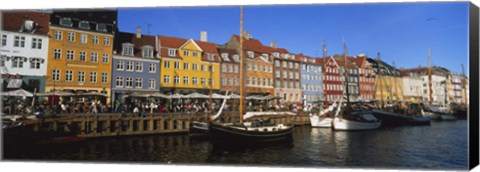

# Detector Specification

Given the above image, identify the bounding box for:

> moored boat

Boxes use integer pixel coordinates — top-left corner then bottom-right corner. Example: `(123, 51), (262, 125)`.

(333, 110), (381, 130)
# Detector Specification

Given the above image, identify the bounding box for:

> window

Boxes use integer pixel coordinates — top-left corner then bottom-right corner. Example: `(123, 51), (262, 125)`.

(1, 35), (6, 46)
(117, 61), (125, 70)
(164, 61), (170, 68)
(149, 64), (156, 73)
(54, 31), (62, 40)
(142, 47), (153, 58)
(66, 50), (74, 60)
(275, 71), (280, 78)
(65, 70), (73, 82)
(92, 36), (99, 45)
(11, 57), (23, 68)
(164, 75), (170, 83)
(253, 64), (257, 71)
(30, 58), (41, 69)
(116, 77), (123, 87)
(53, 49), (62, 59)
(235, 78), (239, 86)
(201, 64), (206, 71)
(90, 52), (98, 62)
(201, 78), (206, 85)
(14, 36), (25, 47)
(80, 34), (87, 43)
(126, 61), (134, 71)
(282, 61), (287, 68)
(136, 63), (143, 72)
(31, 38), (42, 49)
(247, 51), (254, 58)
(103, 37), (110, 46)
(183, 62), (189, 70)
(234, 65), (239, 73)
(90, 72), (97, 83)
(101, 73), (108, 83)
(183, 50), (189, 56)
(168, 49), (176, 56)
(126, 77), (133, 87)
(192, 51), (198, 57)
(79, 51), (86, 61)
(135, 78), (142, 88)
(221, 78), (226, 86)
(282, 71), (287, 78)
(192, 77), (198, 85)
(264, 78), (268, 86)
(96, 23), (107, 32)
(67, 32), (75, 42)
(174, 76), (180, 84)
(122, 44), (134, 56)
(252, 77), (257, 85)
(207, 54), (213, 61)
(174, 62), (180, 69)
(102, 53), (109, 63)
(52, 69), (60, 81)
(60, 17), (73, 27)
(192, 64), (198, 71)
(228, 65), (233, 73)
(246, 77), (250, 85)
(149, 79), (155, 89)
(233, 55), (240, 62)
(79, 21), (90, 29)
(288, 62), (293, 69)
(275, 61), (280, 67)
(183, 76), (189, 84)
(78, 71), (85, 82)
(222, 64), (227, 72)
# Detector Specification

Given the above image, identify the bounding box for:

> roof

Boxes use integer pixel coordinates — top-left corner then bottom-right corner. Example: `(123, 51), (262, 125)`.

(294, 54), (317, 64)
(2, 11), (51, 35)
(114, 31), (157, 58)
(158, 35), (220, 62)
(50, 10), (117, 34)
(217, 47), (240, 64)
(400, 66), (450, 77)
(347, 56), (367, 68)
(333, 54), (358, 69)
(232, 35), (273, 54)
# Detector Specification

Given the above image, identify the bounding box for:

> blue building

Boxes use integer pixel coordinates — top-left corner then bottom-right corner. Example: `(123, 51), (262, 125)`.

(111, 28), (160, 104)
(297, 54), (323, 105)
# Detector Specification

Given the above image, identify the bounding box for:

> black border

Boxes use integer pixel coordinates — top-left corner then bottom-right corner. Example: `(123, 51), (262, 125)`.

(469, 2), (479, 170)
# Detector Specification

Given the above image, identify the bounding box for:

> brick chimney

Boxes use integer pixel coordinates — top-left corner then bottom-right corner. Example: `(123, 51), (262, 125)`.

(136, 26), (142, 38)
(270, 41), (276, 48)
(200, 31), (207, 42)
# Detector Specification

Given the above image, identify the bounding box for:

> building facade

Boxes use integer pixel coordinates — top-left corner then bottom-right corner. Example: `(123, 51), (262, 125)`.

(297, 54), (322, 105)
(449, 73), (463, 104)
(320, 56), (343, 104)
(158, 35), (220, 94)
(367, 57), (404, 104)
(272, 48), (302, 104)
(111, 29), (160, 103)
(334, 55), (360, 100)
(1, 11), (50, 94)
(400, 70), (423, 102)
(348, 55), (375, 101)
(218, 47), (240, 94)
(45, 10), (117, 102)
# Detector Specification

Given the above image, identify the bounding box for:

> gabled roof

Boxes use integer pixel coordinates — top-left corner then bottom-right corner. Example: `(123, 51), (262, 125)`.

(2, 11), (51, 35)
(232, 35), (273, 54)
(113, 31), (157, 58)
(158, 35), (220, 62)
(217, 47), (239, 64)
(347, 56), (367, 68)
(158, 35), (188, 49)
(332, 54), (358, 69)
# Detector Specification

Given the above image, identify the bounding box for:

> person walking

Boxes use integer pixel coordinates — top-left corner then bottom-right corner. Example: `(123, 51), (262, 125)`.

(91, 100), (98, 114)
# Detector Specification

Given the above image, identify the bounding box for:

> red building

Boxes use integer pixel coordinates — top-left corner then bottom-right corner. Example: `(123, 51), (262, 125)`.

(217, 47), (240, 93)
(318, 56), (343, 105)
(348, 54), (376, 101)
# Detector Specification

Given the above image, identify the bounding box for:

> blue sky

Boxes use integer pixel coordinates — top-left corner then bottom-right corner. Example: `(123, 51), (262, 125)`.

(118, 2), (469, 74)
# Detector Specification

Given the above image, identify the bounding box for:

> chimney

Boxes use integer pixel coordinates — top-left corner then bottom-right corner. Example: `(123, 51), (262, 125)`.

(270, 41), (276, 48)
(136, 26), (142, 38)
(200, 31), (207, 42)
(242, 31), (250, 40)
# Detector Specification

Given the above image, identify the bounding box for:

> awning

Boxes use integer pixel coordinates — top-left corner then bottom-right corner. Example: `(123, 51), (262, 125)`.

(0, 89), (33, 97)
(7, 79), (22, 88)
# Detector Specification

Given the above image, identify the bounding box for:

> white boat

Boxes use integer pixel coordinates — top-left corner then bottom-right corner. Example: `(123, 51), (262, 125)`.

(332, 105), (381, 131)
(421, 109), (441, 120)
(309, 100), (339, 128)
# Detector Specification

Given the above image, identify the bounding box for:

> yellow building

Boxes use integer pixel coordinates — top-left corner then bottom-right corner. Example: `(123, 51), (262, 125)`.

(375, 75), (404, 104)
(45, 10), (117, 103)
(158, 35), (220, 93)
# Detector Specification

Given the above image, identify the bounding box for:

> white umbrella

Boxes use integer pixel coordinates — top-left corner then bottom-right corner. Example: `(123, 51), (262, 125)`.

(150, 93), (170, 99)
(212, 93), (230, 99)
(76, 92), (108, 97)
(35, 91), (74, 96)
(127, 93), (151, 98)
(229, 93), (241, 99)
(0, 89), (33, 97)
(185, 92), (209, 98)
(170, 93), (186, 99)
(246, 95), (264, 100)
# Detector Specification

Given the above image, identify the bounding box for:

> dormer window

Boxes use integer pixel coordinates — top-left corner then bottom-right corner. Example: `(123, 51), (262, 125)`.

(122, 43), (134, 56)
(141, 46), (154, 58)
(233, 55), (240, 62)
(168, 49), (176, 56)
(59, 17), (73, 27)
(247, 51), (254, 58)
(21, 20), (36, 33)
(207, 54), (213, 61)
(96, 23), (107, 32)
(303, 58), (307, 62)
(221, 53), (229, 61)
(79, 21), (90, 29)
(273, 52), (279, 57)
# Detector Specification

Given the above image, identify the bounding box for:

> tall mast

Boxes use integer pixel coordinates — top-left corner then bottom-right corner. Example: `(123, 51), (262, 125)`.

(343, 40), (351, 110)
(376, 52), (384, 109)
(428, 48), (433, 106)
(322, 39), (328, 105)
(392, 61), (399, 104)
(239, 6), (244, 124)
(209, 61), (213, 114)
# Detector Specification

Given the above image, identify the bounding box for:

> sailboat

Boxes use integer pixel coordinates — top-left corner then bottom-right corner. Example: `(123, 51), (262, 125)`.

(332, 40), (382, 131)
(309, 100), (337, 128)
(208, 6), (294, 143)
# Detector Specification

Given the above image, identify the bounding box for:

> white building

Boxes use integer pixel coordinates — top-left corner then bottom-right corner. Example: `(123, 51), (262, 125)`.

(402, 75), (423, 102)
(1, 11), (50, 93)
(449, 74), (464, 104)
(421, 75), (447, 105)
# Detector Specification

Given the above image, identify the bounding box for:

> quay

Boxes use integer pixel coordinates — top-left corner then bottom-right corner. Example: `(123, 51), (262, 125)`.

(9, 112), (311, 139)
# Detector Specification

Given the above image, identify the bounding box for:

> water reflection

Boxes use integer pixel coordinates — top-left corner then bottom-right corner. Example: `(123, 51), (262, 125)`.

(3, 121), (468, 170)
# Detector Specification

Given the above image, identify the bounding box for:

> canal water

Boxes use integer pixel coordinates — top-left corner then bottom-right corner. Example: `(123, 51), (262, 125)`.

(3, 120), (468, 170)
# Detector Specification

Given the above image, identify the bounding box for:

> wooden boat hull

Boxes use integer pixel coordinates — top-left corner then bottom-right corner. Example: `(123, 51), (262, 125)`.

(209, 122), (293, 143)
(309, 115), (332, 128)
(332, 117), (381, 130)
(371, 109), (430, 126)
(189, 121), (211, 138)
